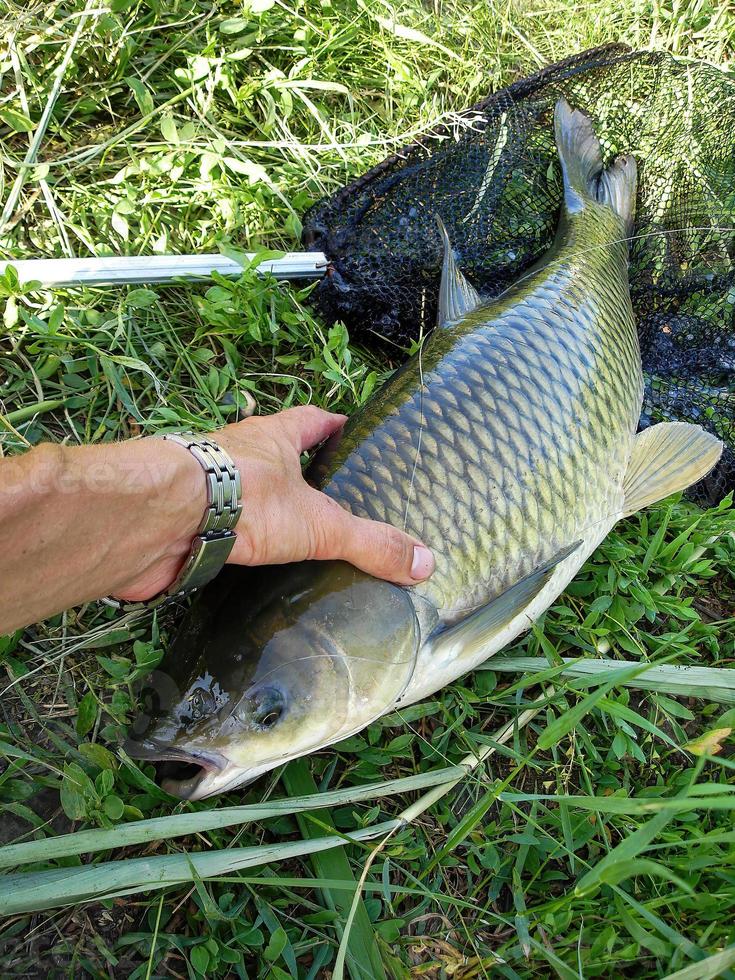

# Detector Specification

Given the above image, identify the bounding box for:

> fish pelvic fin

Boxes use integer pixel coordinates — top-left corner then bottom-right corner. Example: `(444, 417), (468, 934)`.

(554, 98), (637, 233)
(427, 540), (582, 665)
(623, 421), (723, 517)
(436, 215), (482, 326)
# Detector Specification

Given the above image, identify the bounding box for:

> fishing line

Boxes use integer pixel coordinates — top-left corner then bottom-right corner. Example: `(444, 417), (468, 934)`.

(403, 326), (427, 533)
(491, 224), (735, 302)
(222, 651), (418, 698)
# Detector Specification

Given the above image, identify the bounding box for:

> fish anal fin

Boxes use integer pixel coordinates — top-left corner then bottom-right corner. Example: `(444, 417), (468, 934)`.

(436, 216), (482, 326)
(429, 541), (582, 662)
(623, 422), (723, 517)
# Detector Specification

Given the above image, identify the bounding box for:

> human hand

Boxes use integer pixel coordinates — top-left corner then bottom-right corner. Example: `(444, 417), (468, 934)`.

(117, 406), (435, 602)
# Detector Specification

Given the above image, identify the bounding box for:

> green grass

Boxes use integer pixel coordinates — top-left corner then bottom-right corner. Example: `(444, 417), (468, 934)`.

(2, 0), (735, 976)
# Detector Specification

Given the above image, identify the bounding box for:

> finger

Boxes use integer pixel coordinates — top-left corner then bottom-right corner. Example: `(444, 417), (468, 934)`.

(276, 406), (347, 454)
(310, 494), (435, 584)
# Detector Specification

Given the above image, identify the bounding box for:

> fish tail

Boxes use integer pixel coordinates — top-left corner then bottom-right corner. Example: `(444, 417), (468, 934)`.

(554, 98), (637, 234)
(598, 155), (637, 233)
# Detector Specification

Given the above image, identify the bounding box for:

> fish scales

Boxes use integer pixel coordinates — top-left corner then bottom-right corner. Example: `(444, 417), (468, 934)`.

(318, 207), (642, 624)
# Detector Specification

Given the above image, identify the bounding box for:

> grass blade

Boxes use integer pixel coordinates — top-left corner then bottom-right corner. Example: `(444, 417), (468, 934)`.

(662, 944), (735, 979)
(575, 808), (675, 896)
(536, 667), (638, 750)
(0, 818), (402, 916)
(499, 792), (735, 814)
(282, 758), (386, 980)
(0, 765), (463, 869)
(0, 9), (93, 231)
(489, 657), (735, 703)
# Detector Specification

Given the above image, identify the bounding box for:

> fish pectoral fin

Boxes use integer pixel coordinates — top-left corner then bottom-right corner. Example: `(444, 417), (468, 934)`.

(428, 541), (582, 662)
(436, 216), (482, 326)
(623, 422), (723, 517)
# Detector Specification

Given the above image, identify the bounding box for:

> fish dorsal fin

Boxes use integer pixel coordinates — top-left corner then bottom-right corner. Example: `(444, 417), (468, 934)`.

(623, 422), (723, 517)
(428, 541), (582, 664)
(436, 216), (481, 326)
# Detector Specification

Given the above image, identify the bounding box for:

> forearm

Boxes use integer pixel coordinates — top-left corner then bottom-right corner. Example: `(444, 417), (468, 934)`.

(0, 439), (204, 634)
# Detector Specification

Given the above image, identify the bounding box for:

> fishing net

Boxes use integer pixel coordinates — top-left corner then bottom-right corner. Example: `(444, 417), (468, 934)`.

(301, 44), (735, 505)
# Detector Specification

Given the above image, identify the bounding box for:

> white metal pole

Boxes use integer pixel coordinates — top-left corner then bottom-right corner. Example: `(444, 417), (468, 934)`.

(0, 251), (328, 288)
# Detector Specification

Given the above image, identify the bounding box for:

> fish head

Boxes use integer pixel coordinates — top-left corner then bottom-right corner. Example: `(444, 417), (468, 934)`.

(125, 561), (419, 800)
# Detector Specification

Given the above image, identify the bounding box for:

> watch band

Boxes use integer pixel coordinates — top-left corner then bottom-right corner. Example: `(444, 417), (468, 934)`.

(163, 433), (242, 536)
(104, 432), (243, 611)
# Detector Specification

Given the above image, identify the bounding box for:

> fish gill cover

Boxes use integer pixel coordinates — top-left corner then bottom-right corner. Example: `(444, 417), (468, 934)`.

(301, 44), (735, 505)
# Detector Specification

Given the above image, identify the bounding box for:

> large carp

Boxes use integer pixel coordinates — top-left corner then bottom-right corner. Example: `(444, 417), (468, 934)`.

(127, 101), (722, 799)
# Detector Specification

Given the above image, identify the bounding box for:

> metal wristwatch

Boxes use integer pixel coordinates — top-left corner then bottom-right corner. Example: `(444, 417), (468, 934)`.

(105, 432), (242, 611)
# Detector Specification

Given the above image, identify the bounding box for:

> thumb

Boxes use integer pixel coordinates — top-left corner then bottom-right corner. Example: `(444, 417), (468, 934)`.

(310, 493), (435, 585)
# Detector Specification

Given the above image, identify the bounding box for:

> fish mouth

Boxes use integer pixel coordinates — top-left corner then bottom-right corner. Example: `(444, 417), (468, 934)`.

(123, 737), (231, 800)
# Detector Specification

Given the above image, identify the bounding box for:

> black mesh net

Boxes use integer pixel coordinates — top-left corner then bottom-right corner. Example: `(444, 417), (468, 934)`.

(302, 44), (735, 505)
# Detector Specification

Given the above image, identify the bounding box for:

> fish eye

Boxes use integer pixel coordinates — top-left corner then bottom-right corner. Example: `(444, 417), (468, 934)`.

(257, 708), (282, 728)
(251, 689), (285, 729)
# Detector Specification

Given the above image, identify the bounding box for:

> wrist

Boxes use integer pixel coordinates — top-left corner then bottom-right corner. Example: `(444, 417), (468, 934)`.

(109, 433), (242, 605)
(91, 437), (208, 600)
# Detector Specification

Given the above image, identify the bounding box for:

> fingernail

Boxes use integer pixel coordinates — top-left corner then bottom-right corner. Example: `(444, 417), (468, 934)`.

(411, 545), (435, 581)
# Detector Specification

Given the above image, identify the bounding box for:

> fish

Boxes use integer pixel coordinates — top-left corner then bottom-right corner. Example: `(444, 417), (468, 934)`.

(126, 100), (722, 800)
